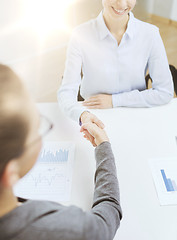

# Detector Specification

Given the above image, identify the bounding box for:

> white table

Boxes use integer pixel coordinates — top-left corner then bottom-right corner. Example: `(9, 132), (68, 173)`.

(37, 99), (177, 240)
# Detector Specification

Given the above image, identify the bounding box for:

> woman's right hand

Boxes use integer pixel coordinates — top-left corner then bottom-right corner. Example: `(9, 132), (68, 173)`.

(80, 122), (109, 147)
(80, 111), (105, 129)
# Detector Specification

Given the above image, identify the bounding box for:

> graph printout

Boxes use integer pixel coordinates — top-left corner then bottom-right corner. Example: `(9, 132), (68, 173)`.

(149, 158), (177, 205)
(13, 142), (75, 202)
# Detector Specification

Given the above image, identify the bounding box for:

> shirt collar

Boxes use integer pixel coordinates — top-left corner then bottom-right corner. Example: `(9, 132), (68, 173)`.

(126, 12), (135, 39)
(96, 11), (110, 40)
(96, 11), (135, 40)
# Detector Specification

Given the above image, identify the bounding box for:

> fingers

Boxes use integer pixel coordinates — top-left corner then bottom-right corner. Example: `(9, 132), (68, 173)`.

(80, 123), (97, 139)
(83, 94), (113, 109)
(86, 105), (103, 109)
(82, 101), (99, 106)
(92, 115), (105, 129)
(80, 122), (109, 147)
(80, 111), (105, 129)
(82, 101), (101, 108)
(80, 122), (93, 133)
(80, 125), (97, 147)
(80, 112), (105, 146)
(82, 101), (104, 109)
(83, 130), (97, 147)
(82, 96), (99, 107)
(84, 95), (100, 101)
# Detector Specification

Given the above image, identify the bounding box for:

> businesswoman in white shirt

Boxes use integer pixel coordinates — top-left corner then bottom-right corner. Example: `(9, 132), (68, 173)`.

(58, 0), (174, 128)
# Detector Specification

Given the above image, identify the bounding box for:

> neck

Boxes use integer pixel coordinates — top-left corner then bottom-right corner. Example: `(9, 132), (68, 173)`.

(0, 187), (19, 218)
(103, 10), (129, 35)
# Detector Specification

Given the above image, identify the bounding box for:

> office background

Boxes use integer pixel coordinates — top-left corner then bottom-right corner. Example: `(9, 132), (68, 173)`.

(0, 0), (177, 102)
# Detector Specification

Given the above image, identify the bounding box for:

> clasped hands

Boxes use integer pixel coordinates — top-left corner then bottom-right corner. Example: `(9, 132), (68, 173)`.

(80, 94), (112, 146)
(80, 111), (109, 147)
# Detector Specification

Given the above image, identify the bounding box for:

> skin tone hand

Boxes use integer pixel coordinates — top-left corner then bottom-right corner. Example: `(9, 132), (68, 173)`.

(80, 122), (109, 147)
(82, 94), (113, 109)
(80, 111), (105, 128)
(80, 111), (105, 146)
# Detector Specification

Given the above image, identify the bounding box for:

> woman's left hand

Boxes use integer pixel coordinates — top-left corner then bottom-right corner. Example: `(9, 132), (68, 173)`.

(82, 94), (113, 109)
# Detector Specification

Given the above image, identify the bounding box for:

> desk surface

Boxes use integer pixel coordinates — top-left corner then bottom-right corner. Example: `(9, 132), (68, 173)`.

(37, 99), (177, 240)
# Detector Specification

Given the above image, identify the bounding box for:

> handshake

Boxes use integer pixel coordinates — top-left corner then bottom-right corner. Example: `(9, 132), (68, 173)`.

(80, 111), (109, 147)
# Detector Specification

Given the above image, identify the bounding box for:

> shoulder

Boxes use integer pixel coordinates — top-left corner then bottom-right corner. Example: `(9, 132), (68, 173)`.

(27, 204), (86, 240)
(133, 16), (159, 36)
(71, 17), (97, 41)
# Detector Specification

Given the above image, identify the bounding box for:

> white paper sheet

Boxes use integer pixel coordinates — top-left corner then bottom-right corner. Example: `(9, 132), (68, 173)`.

(13, 141), (75, 202)
(149, 158), (177, 205)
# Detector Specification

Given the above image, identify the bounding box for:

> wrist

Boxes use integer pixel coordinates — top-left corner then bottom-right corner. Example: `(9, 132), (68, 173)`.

(95, 131), (109, 146)
(96, 138), (109, 146)
(96, 140), (110, 147)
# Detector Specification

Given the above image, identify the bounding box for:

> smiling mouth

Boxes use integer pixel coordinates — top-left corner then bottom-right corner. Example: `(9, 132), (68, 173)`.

(112, 7), (128, 15)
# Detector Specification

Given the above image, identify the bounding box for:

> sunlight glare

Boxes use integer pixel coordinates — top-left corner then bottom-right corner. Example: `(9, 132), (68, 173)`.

(24, 0), (77, 39)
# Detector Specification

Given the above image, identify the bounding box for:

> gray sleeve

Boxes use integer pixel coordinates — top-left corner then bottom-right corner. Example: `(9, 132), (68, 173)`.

(15, 142), (122, 240)
(82, 141), (122, 240)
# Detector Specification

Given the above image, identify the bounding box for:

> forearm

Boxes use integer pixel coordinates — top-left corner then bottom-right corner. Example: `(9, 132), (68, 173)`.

(85, 141), (122, 240)
(93, 142), (120, 207)
(112, 86), (173, 108)
(57, 84), (87, 122)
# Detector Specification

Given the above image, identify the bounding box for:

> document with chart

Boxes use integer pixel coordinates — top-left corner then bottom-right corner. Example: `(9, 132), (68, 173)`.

(149, 158), (177, 205)
(13, 141), (75, 202)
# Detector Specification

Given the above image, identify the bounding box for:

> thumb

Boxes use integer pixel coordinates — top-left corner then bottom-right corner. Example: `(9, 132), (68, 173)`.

(92, 116), (105, 129)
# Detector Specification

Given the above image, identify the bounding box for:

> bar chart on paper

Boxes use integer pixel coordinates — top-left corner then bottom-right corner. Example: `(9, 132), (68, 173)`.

(13, 142), (75, 202)
(149, 158), (177, 205)
(160, 169), (177, 192)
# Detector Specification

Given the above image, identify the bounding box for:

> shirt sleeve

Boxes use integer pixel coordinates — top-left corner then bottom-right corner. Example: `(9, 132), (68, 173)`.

(57, 30), (88, 122)
(81, 142), (122, 240)
(112, 28), (174, 108)
(14, 142), (122, 240)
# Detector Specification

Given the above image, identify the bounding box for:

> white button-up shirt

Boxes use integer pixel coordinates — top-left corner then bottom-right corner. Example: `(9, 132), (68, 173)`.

(58, 12), (174, 122)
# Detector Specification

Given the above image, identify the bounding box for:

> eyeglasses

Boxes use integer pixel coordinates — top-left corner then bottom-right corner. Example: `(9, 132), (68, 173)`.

(26, 115), (54, 148)
(38, 115), (53, 139)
